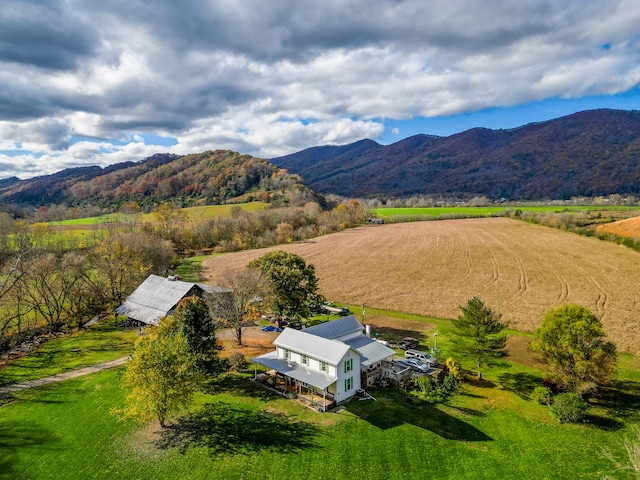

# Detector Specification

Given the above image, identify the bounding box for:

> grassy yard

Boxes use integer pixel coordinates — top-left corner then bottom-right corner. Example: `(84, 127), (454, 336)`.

(0, 318), (137, 387)
(1, 365), (638, 479)
(1, 310), (639, 479)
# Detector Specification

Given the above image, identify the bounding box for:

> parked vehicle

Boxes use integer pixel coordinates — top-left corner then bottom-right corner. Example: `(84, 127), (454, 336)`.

(402, 357), (430, 373)
(405, 349), (437, 365)
(397, 337), (420, 350)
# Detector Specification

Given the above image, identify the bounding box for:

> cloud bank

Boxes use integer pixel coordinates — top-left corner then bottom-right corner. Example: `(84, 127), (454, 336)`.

(1, 0), (639, 177)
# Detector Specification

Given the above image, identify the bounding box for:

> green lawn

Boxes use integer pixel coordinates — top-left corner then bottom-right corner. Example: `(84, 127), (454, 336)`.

(0, 318), (137, 387)
(1, 366), (638, 479)
(1, 309), (639, 479)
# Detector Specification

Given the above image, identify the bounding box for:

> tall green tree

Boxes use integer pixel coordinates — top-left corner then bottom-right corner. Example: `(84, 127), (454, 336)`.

(248, 250), (322, 321)
(172, 296), (223, 374)
(530, 304), (616, 395)
(452, 296), (508, 380)
(111, 318), (203, 427)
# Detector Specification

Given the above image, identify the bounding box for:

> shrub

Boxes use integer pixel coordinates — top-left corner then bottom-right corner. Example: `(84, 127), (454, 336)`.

(550, 392), (589, 423)
(227, 352), (247, 372)
(409, 374), (459, 404)
(532, 386), (552, 406)
(445, 357), (462, 381)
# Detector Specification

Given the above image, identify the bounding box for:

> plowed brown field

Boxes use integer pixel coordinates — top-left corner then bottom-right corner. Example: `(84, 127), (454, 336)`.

(598, 215), (640, 238)
(202, 218), (640, 353)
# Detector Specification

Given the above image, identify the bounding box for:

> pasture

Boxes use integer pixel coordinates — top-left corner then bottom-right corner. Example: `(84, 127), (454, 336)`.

(49, 202), (268, 228)
(202, 217), (640, 353)
(373, 205), (640, 219)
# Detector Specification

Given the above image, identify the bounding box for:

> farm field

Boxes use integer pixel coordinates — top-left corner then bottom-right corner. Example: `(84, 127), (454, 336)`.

(202, 217), (640, 354)
(598, 216), (640, 238)
(373, 205), (640, 218)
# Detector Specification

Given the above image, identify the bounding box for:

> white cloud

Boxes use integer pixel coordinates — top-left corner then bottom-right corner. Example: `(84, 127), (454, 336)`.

(0, 0), (639, 177)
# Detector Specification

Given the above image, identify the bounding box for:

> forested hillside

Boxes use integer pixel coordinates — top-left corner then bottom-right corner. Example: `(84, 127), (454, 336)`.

(271, 109), (640, 200)
(0, 151), (324, 210)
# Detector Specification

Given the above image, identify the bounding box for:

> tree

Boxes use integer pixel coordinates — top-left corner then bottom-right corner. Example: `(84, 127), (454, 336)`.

(207, 269), (269, 346)
(90, 237), (152, 308)
(172, 296), (222, 374)
(16, 252), (87, 329)
(529, 304), (616, 395)
(451, 296), (508, 380)
(248, 250), (322, 321)
(111, 319), (203, 427)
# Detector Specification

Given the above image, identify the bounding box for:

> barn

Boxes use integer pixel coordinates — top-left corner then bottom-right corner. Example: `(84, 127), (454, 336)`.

(115, 274), (230, 326)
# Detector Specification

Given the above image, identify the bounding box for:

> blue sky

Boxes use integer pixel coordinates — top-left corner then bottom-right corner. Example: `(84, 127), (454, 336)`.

(1, 1), (640, 178)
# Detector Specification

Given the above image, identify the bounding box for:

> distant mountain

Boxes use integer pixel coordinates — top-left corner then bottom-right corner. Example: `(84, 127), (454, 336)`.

(0, 151), (324, 209)
(271, 109), (640, 200)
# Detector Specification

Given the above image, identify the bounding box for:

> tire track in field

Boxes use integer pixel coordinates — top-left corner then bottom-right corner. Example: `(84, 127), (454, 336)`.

(541, 243), (609, 319)
(476, 227), (529, 302)
(469, 231), (500, 286)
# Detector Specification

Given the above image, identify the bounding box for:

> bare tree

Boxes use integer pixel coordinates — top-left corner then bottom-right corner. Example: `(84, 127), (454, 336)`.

(207, 269), (270, 346)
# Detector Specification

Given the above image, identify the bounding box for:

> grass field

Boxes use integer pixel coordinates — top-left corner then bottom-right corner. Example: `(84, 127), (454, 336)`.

(202, 218), (640, 354)
(373, 205), (640, 218)
(2, 369), (635, 480)
(49, 202), (268, 228)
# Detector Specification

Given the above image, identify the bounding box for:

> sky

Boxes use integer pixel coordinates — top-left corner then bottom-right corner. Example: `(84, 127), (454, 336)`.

(1, 1), (640, 179)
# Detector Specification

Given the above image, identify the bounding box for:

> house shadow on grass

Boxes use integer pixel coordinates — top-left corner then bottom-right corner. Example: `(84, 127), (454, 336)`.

(344, 390), (491, 442)
(153, 402), (320, 457)
(0, 423), (57, 479)
(202, 374), (282, 401)
(497, 372), (543, 400)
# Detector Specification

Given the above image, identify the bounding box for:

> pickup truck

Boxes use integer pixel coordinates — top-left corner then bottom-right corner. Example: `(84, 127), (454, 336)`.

(397, 337), (420, 350)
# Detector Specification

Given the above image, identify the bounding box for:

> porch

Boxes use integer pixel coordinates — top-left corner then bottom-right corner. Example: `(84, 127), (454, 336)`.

(254, 370), (337, 412)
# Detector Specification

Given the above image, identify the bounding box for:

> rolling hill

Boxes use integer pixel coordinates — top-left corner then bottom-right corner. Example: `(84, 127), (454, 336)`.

(271, 109), (640, 200)
(0, 150), (325, 210)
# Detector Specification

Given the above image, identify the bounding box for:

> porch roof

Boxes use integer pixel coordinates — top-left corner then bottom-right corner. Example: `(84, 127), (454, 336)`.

(252, 351), (338, 390)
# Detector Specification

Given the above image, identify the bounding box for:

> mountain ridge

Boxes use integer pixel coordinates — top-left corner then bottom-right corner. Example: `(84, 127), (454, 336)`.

(271, 109), (640, 199)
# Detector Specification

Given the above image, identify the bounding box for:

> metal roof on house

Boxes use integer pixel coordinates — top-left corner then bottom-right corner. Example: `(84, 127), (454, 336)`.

(252, 351), (337, 390)
(274, 328), (351, 365)
(302, 315), (363, 340)
(343, 336), (395, 367)
(115, 274), (230, 325)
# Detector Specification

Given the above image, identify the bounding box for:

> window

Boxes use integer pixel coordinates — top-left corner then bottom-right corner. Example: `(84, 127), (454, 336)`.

(320, 361), (327, 372)
(344, 358), (353, 373)
(283, 349), (290, 360)
(302, 355), (308, 365)
(344, 377), (353, 391)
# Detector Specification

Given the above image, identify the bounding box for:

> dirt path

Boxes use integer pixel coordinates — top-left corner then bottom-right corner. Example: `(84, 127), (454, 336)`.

(0, 357), (128, 395)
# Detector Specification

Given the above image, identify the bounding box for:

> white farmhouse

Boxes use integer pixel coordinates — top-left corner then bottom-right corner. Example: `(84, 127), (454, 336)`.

(252, 315), (395, 411)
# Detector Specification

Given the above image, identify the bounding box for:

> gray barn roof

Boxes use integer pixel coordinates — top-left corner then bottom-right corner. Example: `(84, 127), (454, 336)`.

(115, 274), (230, 326)
(302, 315), (363, 340)
(274, 328), (351, 365)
